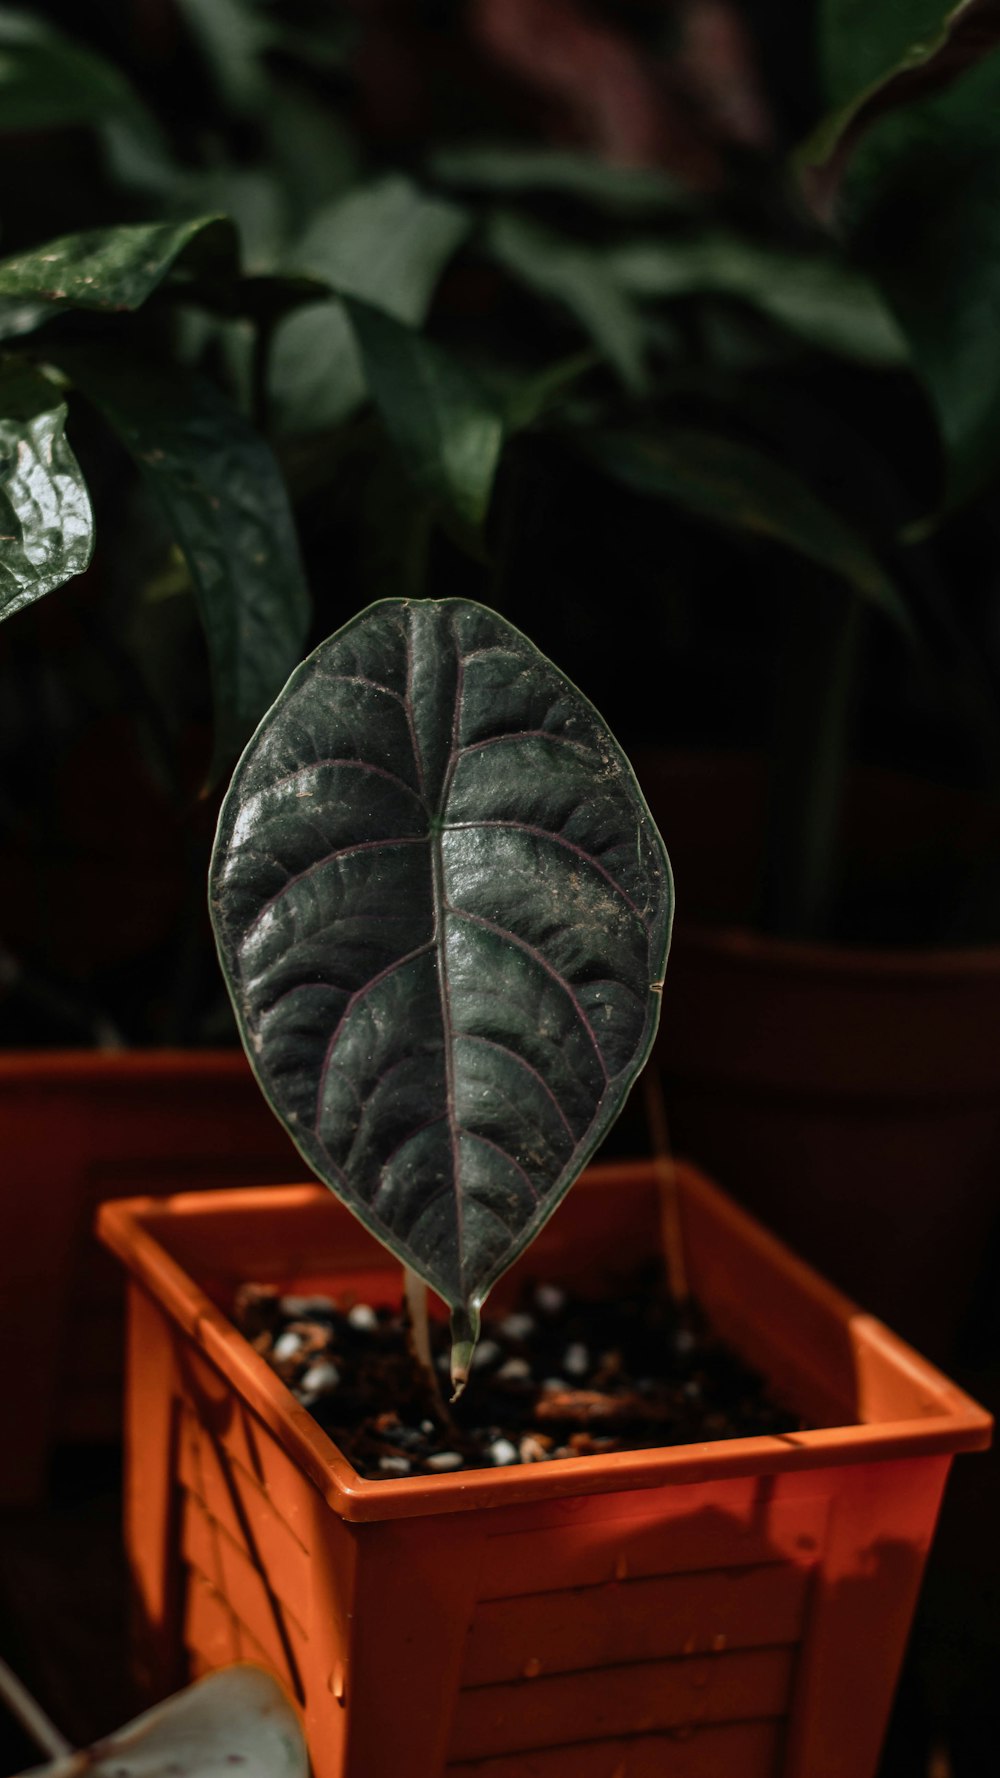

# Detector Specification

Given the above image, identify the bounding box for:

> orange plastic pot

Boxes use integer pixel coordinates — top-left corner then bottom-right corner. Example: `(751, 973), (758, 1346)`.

(0, 1050), (309, 1505)
(98, 1161), (989, 1778)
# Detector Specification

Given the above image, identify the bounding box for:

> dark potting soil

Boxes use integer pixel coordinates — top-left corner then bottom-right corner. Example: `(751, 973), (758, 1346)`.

(234, 1269), (807, 1480)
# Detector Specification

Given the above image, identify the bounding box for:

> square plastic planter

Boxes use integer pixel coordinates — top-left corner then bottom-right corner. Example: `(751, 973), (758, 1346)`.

(0, 1050), (308, 1504)
(98, 1161), (990, 1778)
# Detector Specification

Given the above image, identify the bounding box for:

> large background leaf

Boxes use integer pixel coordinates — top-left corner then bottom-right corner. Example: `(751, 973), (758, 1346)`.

(210, 599), (671, 1348)
(270, 175), (470, 431)
(582, 429), (912, 632)
(344, 298), (504, 533)
(0, 357), (93, 618)
(0, 6), (156, 130)
(485, 211), (649, 393)
(61, 349), (310, 778)
(836, 48), (1000, 509)
(804, 0), (978, 168)
(605, 234), (906, 366)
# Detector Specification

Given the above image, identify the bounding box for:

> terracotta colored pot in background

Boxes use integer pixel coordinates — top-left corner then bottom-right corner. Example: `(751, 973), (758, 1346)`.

(0, 1051), (310, 1506)
(98, 1162), (988, 1778)
(639, 752), (1000, 1363)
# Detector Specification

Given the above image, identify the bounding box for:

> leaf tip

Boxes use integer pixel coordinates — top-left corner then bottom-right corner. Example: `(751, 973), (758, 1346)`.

(449, 1301), (481, 1400)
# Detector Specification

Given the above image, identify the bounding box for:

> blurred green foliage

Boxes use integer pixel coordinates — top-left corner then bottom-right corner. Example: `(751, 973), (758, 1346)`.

(3, 0), (1000, 1039)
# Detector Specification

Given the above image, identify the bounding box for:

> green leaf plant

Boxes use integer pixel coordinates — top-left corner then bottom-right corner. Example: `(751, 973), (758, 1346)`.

(0, 216), (308, 783)
(210, 597), (672, 1392)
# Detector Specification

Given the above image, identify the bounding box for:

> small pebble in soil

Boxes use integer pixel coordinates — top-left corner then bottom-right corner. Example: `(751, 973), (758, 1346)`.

(563, 1342), (589, 1378)
(234, 1264), (806, 1481)
(534, 1283), (566, 1316)
(426, 1451), (464, 1472)
(471, 1339), (502, 1370)
(299, 1359), (340, 1398)
(281, 1294), (334, 1318)
(497, 1357), (531, 1382)
(378, 1455), (411, 1477)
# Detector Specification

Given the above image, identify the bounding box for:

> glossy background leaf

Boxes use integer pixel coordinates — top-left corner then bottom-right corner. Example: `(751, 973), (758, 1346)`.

(0, 216), (235, 322)
(0, 358), (93, 618)
(211, 599), (671, 1334)
(61, 349), (310, 778)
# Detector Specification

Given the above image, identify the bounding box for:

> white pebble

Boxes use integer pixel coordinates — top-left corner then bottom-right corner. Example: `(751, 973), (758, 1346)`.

(497, 1357), (531, 1382)
(426, 1451), (463, 1472)
(378, 1455), (411, 1477)
(281, 1294), (333, 1318)
(535, 1284), (566, 1315)
(420, 1419), (435, 1435)
(674, 1328), (697, 1357)
(541, 1377), (567, 1393)
(471, 1339), (502, 1370)
(272, 1330), (304, 1362)
(299, 1359), (340, 1395)
(348, 1303), (379, 1332)
(499, 1311), (535, 1342)
(563, 1342), (589, 1378)
(490, 1439), (519, 1466)
(519, 1436), (549, 1463)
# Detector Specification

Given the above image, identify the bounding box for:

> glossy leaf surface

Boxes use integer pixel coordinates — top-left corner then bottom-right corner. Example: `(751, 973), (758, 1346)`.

(344, 299), (504, 532)
(0, 217), (234, 322)
(211, 599), (672, 1341)
(583, 429), (911, 633)
(0, 358), (93, 619)
(62, 349), (309, 777)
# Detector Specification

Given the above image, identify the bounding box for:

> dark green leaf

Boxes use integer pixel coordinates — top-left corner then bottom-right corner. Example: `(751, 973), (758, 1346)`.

(0, 216), (236, 323)
(499, 351), (599, 433)
(803, 0), (975, 167)
(486, 211), (648, 393)
(60, 349), (310, 778)
(0, 6), (152, 129)
(428, 144), (692, 213)
(836, 49), (1000, 509)
(344, 299), (504, 532)
(0, 357), (94, 618)
(176, 0), (269, 117)
(584, 430), (912, 632)
(210, 598), (672, 1360)
(271, 176), (470, 432)
(606, 234), (907, 366)
(0, 9), (176, 191)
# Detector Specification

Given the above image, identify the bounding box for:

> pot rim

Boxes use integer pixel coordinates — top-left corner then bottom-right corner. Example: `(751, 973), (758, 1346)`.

(97, 1165), (991, 1525)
